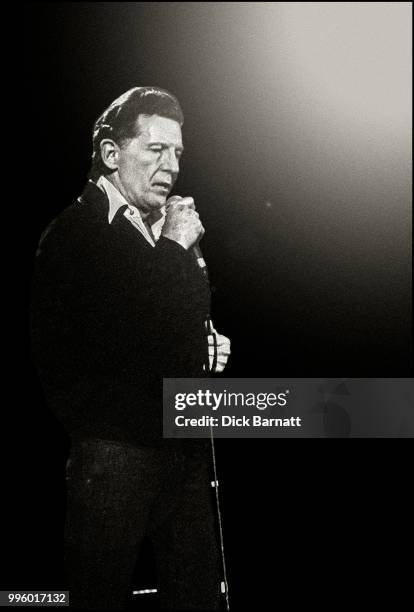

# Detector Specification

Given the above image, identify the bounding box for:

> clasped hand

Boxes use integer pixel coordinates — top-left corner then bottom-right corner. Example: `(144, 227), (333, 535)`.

(161, 196), (204, 250)
(204, 323), (231, 373)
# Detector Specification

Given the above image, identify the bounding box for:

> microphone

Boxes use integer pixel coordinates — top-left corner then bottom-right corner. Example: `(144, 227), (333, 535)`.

(166, 196), (209, 280)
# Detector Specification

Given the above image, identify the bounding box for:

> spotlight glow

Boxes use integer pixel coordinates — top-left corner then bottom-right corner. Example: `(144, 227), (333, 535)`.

(278, 2), (412, 132)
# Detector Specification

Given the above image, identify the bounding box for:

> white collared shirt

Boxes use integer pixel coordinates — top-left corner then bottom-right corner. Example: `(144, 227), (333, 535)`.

(96, 175), (166, 247)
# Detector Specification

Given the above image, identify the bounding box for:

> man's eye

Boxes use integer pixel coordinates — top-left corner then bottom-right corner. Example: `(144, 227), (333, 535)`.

(150, 147), (162, 153)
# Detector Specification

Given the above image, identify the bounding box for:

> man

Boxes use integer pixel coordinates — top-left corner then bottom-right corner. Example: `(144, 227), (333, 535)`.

(31, 86), (231, 610)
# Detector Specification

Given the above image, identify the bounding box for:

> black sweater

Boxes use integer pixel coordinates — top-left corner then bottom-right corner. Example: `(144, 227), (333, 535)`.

(30, 181), (211, 447)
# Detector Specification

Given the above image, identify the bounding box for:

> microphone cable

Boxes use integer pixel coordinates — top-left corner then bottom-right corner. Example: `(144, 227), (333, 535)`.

(206, 316), (230, 610)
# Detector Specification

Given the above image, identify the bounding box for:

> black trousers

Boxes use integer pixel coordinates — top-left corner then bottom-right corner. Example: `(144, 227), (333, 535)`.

(64, 439), (222, 610)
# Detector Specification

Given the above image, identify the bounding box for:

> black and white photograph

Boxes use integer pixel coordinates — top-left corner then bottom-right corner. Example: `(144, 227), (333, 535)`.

(11, 2), (413, 610)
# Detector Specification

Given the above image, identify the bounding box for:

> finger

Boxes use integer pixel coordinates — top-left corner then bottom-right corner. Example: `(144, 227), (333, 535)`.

(195, 223), (205, 238)
(207, 332), (227, 343)
(217, 355), (229, 364)
(215, 334), (230, 345)
(214, 333), (229, 343)
(207, 346), (230, 358)
(177, 196), (195, 210)
(209, 347), (230, 358)
(216, 341), (230, 351)
(208, 344), (228, 353)
(208, 352), (227, 361)
(215, 343), (231, 355)
(218, 349), (231, 357)
(209, 356), (227, 371)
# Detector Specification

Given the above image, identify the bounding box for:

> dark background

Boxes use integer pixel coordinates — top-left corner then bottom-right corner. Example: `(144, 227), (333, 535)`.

(16, 2), (412, 608)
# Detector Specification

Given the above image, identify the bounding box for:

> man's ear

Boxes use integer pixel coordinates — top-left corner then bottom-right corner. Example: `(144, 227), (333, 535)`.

(100, 139), (120, 171)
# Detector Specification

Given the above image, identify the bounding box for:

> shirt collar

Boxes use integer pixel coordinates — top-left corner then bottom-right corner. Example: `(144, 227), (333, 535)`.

(96, 175), (132, 223)
(95, 175), (167, 245)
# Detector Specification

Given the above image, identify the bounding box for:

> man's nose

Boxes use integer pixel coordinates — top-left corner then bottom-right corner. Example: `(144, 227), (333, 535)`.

(160, 149), (180, 174)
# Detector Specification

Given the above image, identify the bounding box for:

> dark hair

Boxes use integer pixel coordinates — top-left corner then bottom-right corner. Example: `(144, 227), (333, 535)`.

(89, 86), (184, 179)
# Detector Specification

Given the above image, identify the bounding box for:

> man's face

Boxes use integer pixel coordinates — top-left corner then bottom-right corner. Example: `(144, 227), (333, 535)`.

(115, 114), (183, 211)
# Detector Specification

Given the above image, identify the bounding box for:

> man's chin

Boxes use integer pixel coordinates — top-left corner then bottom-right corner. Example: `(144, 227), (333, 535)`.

(142, 193), (165, 208)
(145, 196), (168, 215)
